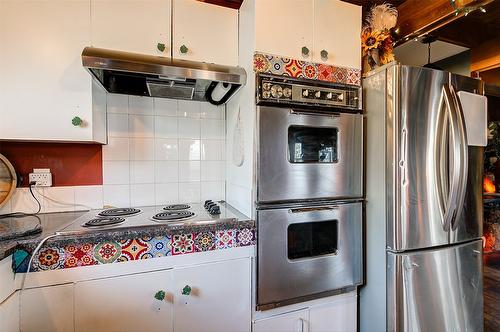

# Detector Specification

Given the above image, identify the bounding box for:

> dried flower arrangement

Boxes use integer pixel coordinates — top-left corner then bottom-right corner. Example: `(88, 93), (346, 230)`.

(361, 4), (398, 73)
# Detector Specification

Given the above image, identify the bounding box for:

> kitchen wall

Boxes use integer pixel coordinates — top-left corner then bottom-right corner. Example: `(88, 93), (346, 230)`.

(102, 94), (226, 207)
(0, 94), (226, 215)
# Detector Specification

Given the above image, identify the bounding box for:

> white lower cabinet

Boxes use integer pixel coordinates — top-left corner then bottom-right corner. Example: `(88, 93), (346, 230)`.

(254, 309), (309, 332)
(309, 294), (357, 332)
(20, 284), (74, 332)
(0, 291), (20, 332)
(74, 270), (174, 332)
(173, 258), (251, 332)
(72, 258), (251, 332)
(254, 292), (357, 332)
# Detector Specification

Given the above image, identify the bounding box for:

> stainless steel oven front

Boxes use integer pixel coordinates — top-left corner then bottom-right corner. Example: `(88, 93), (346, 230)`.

(256, 105), (363, 203)
(256, 201), (363, 310)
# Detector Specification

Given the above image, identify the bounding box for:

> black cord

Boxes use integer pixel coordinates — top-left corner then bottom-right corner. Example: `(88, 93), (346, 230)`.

(0, 182), (42, 219)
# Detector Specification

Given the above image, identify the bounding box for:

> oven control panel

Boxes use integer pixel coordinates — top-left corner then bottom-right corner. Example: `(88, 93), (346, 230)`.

(257, 74), (361, 110)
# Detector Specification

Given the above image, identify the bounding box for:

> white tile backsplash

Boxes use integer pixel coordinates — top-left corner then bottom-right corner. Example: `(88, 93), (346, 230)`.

(178, 118), (201, 139)
(155, 138), (179, 160)
(129, 115), (154, 138)
(43, 187), (76, 213)
(103, 161), (130, 185)
(179, 161), (201, 182)
(74, 185), (103, 209)
(155, 116), (178, 138)
(107, 113), (129, 138)
(129, 96), (153, 115)
(103, 137), (130, 161)
(130, 184), (155, 206)
(154, 98), (178, 117)
(129, 138), (155, 160)
(130, 161), (155, 184)
(201, 119), (225, 139)
(102, 94), (227, 206)
(179, 139), (201, 160)
(103, 184), (130, 207)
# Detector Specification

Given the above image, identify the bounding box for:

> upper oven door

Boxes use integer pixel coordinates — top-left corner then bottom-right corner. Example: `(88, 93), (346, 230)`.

(257, 106), (363, 203)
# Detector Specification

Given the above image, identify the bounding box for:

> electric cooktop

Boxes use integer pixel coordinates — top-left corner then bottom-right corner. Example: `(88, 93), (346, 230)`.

(56, 201), (248, 235)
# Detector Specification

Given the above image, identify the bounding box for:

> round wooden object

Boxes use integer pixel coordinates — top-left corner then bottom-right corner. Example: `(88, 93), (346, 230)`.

(0, 154), (16, 209)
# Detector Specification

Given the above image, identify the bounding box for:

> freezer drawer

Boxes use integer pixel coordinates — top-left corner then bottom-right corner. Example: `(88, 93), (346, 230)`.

(387, 240), (483, 332)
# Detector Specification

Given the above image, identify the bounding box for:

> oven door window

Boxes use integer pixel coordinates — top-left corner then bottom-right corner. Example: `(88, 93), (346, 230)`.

(288, 126), (338, 163)
(287, 220), (338, 260)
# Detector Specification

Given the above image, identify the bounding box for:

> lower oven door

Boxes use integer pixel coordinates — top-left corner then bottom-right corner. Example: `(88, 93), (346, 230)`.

(257, 106), (363, 203)
(257, 201), (363, 310)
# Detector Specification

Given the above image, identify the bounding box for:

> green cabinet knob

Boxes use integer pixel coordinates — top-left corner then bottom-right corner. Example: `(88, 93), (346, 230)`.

(301, 46), (310, 57)
(320, 49), (328, 60)
(157, 42), (166, 52)
(154, 290), (166, 301)
(72, 116), (83, 127)
(181, 285), (192, 296)
(180, 45), (189, 54)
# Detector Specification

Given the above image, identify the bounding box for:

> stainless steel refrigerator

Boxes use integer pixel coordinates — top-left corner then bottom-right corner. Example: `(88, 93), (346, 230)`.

(361, 64), (486, 332)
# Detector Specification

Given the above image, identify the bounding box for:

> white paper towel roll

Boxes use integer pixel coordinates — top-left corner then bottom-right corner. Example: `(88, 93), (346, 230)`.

(210, 82), (232, 102)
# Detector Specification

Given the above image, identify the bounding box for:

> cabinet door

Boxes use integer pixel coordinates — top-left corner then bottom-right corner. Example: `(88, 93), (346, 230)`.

(173, 258), (251, 332)
(20, 284), (74, 332)
(309, 293), (357, 332)
(0, 291), (20, 332)
(0, 0), (94, 142)
(74, 270), (173, 332)
(255, 0), (314, 61)
(313, 0), (361, 69)
(254, 309), (309, 332)
(172, 0), (238, 65)
(91, 0), (171, 56)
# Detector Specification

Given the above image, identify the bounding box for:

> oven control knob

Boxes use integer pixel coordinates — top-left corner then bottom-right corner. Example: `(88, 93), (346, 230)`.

(326, 92), (333, 100)
(283, 87), (292, 98)
(271, 84), (283, 98)
(302, 89), (309, 97)
(262, 90), (271, 99)
(315, 91), (321, 98)
(262, 82), (272, 91)
(338, 93), (344, 101)
(209, 206), (221, 215)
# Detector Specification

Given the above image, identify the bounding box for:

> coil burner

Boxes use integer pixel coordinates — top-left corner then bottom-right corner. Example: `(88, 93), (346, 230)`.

(83, 217), (125, 227)
(152, 210), (195, 221)
(163, 204), (191, 211)
(98, 208), (141, 217)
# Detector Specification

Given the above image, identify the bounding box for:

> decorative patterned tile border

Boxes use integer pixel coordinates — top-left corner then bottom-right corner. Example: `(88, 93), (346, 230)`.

(13, 227), (256, 273)
(253, 52), (361, 86)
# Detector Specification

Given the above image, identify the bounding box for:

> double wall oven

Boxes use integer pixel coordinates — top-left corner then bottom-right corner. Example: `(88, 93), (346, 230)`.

(255, 74), (363, 310)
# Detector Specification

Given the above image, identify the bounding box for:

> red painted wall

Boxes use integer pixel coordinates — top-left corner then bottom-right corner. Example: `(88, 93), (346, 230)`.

(0, 142), (102, 187)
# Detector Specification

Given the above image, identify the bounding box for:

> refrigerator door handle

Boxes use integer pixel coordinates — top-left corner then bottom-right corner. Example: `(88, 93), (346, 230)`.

(435, 88), (450, 230)
(441, 84), (462, 232)
(450, 86), (468, 229)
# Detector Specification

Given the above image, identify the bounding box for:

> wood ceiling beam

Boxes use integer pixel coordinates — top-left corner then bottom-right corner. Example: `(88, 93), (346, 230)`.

(395, 0), (494, 45)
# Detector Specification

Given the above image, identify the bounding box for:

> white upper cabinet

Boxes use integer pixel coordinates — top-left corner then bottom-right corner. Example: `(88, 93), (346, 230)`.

(74, 270), (174, 332)
(313, 0), (361, 69)
(253, 0), (361, 69)
(0, 0), (105, 142)
(255, 0), (314, 61)
(91, 0), (171, 56)
(172, 0), (238, 66)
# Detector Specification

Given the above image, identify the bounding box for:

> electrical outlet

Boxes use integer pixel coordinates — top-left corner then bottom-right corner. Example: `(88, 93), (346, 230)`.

(29, 168), (52, 187)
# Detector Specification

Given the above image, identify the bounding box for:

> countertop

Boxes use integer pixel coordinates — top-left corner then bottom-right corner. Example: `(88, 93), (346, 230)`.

(0, 211), (86, 261)
(0, 208), (255, 261)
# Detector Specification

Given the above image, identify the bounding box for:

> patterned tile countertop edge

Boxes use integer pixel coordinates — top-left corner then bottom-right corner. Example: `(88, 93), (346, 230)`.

(253, 51), (362, 86)
(12, 219), (256, 273)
